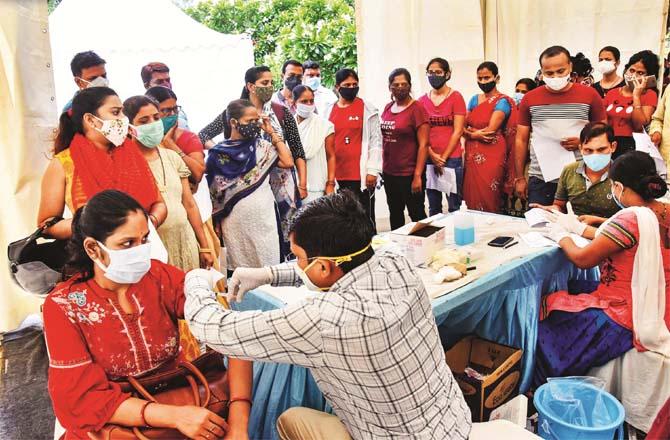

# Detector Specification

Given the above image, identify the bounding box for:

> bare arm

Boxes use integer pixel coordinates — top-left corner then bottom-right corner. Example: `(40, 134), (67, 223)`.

(184, 152), (205, 185)
(324, 133), (336, 194)
(38, 158), (72, 239)
(181, 179), (208, 250)
(514, 125), (530, 178)
(484, 110), (507, 133)
(441, 114), (465, 159)
(556, 232), (621, 269)
(110, 397), (228, 439)
(295, 157), (307, 197)
(226, 358), (253, 438)
(148, 192), (168, 228)
(273, 136), (294, 169)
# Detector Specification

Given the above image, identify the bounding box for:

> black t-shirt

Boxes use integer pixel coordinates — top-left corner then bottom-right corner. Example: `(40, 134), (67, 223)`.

(593, 79), (626, 99)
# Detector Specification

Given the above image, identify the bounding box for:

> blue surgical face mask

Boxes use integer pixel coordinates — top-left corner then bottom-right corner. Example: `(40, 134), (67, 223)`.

(161, 115), (178, 134)
(513, 92), (524, 105)
(305, 76), (321, 90)
(134, 120), (164, 148)
(611, 183), (626, 209)
(582, 152), (612, 172)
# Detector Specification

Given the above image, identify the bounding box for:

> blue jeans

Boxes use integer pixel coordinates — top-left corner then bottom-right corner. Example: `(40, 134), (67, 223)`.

(528, 176), (558, 206)
(427, 157), (463, 215)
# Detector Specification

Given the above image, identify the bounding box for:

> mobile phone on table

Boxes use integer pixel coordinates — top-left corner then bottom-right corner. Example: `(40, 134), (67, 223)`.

(487, 236), (514, 247)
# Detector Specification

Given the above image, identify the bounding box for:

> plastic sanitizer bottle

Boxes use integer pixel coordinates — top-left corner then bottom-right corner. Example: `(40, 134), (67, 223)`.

(454, 201), (475, 246)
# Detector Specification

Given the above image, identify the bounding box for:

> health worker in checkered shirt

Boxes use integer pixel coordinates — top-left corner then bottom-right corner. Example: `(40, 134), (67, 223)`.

(184, 191), (471, 440)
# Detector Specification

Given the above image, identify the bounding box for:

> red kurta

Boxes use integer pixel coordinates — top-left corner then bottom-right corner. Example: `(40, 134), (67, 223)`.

(43, 261), (186, 439)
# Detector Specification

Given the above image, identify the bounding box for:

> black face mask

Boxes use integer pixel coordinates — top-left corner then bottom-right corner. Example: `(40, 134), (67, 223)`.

(236, 122), (261, 139)
(392, 87), (411, 102)
(284, 76), (302, 91)
(478, 81), (496, 93)
(339, 86), (359, 101)
(428, 74), (448, 90)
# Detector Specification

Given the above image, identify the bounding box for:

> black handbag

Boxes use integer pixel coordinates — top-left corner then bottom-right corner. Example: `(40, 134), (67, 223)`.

(7, 217), (67, 296)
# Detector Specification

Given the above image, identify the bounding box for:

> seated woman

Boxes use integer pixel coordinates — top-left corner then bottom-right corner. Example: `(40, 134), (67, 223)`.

(535, 151), (670, 386)
(145, 86), (205, 186)
(207, 99), (294, 271)
(43, 190), (252, 439)
(38, 87), (167, 239)
(292, 85), (335, 203)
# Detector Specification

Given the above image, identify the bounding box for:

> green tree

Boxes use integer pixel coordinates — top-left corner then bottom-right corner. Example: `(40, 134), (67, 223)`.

(185, 0), (357, 87)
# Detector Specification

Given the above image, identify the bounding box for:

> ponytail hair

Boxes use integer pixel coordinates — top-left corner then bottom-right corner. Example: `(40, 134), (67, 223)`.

(240, 65), (272, 99)
(64, 190), (146, 281)
(610, 151), (668, 201)
(54, 86), (118, 154)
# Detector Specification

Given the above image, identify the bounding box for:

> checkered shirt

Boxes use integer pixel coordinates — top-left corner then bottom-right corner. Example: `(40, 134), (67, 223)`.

(185, 253), (472, 439)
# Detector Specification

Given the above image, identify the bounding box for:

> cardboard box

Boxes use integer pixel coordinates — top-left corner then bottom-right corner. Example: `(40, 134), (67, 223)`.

(445, 335), (523, 422)
(389, 220), (445, 266)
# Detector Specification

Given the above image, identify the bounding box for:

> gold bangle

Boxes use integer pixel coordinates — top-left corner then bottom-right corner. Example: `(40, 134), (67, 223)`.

(198, 248), (213, 253)
(513, 177), (526, 183)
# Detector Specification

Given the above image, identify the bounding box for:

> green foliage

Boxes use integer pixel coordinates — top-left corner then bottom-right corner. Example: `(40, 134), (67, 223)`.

(185, 0), (357, 87)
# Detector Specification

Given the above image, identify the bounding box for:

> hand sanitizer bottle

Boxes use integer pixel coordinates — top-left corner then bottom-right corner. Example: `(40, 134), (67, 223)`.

(454, 201), (475, 246)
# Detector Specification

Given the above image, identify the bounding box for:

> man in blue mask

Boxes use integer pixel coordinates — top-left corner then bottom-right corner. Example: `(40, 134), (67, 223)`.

(303, 60), (338, 116)
(185, 191), (471, 440)
(530, 122), (621, 226)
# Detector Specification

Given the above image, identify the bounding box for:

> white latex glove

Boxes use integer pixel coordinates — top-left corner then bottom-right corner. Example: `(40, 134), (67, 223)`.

(227, 267), (272, 303)
(546, 210), (587, 236)
(185, 268), (225, 290)
(545, 222), (571, 244)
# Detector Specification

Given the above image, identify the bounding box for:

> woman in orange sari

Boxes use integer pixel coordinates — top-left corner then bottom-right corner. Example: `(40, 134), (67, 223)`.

(463, 62), (517, 213)
(38, 86), (167, 239)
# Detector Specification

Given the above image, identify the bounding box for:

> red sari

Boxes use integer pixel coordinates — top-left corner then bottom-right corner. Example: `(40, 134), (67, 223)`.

(463, 94), (516, 213)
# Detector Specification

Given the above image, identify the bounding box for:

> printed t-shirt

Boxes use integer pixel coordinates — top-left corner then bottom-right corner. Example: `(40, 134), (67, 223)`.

(518, 83), (606, 181)
(418, 91), (466, 157)
(330, 98), (364, 181)
(604, 87), (658, 137)
(381, 101), (429, 176)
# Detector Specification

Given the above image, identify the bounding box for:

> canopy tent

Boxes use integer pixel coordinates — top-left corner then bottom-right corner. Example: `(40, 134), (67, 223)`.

(49, 0), (254, 133)
(1, 0), (253, 332)
(355, 0), (669, 110)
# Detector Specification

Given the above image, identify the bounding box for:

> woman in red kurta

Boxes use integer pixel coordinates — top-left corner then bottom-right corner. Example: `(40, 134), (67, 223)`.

(463, 62), (516, 213)
(534, 152), (670, 386)
(43, 190), (252, 440)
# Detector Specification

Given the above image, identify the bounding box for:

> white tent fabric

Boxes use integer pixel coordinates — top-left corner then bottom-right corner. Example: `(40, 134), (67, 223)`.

(0, 0), (57, 331)
(355, 0), (668, 108)
(49, 0), (254, 133)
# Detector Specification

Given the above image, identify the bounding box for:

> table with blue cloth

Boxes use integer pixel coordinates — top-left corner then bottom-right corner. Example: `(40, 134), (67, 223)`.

(230, 227), (600, 440)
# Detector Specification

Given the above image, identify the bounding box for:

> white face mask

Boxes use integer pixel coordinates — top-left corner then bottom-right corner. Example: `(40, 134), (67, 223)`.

(81, 76), (109, 88)
(295, 260), (326, 292)
(94, 241), (152, 284)
(296, 103), (315, 119)
(544, 74), (570, 91)
(597, 60), (616, 75)
(92, 115), (129, 147)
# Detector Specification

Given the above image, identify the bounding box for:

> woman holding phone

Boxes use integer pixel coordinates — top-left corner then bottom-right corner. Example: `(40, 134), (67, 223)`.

(604, 50), (659, 159)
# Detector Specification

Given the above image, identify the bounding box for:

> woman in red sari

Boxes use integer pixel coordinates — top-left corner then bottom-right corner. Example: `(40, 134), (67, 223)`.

(463, 62), (516, 213)
(44, 190), (252, 439)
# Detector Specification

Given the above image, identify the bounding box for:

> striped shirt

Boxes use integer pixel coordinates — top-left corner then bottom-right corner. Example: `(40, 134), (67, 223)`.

(518, 83), (606, 181)
(185, 253), (472, 439)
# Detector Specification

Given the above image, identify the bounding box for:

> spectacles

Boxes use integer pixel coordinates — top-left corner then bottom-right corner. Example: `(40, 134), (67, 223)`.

(159, 105), (181, 117)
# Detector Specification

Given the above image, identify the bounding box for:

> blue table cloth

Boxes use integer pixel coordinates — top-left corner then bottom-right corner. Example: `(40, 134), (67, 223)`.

(231, 246), (600, 439)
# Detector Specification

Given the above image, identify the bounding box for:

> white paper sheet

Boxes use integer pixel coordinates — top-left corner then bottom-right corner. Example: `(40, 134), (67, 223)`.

(532, 134), (577, 182)
(519, 231), (590, 248)
(634, 132), (668, 178)
(524, 208), (550, 228)
(426, 165), (457, 195)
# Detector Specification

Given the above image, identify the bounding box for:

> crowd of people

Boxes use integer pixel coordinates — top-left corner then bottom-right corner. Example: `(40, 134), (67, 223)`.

(36, 43), (670, 439)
